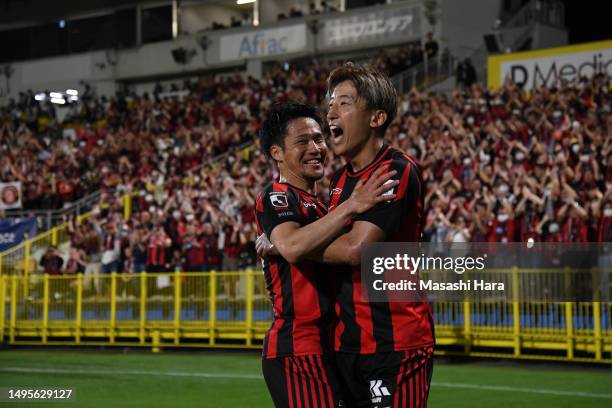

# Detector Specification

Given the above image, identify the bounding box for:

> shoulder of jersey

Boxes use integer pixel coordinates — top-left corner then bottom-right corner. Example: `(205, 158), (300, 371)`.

(257, 184), (283, 211)
(266, 183), (298, 210)
(389, 148), (421, 172)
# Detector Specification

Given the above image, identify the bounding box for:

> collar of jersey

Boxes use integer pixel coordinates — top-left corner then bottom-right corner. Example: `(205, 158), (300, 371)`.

(346, 144), (390, 177)
(275, 182), (319, 199)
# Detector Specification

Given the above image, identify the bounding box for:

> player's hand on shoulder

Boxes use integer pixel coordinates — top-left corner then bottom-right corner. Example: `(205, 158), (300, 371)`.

(348, 165), (398, 214)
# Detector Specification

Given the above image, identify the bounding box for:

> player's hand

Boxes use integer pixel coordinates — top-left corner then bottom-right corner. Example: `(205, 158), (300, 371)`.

(349, 165), (399, 214)
(256, 233), (279, 257)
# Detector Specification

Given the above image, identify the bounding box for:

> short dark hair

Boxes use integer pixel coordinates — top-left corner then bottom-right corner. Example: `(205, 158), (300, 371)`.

(327, 62), (398, 135)
(259, 101), (323, 160)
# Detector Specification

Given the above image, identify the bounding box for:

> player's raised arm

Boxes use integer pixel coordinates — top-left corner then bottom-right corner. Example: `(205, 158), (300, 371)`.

(311, 157), (422, 266)
(261, 165), (398, 263)
(315, 220), (385, 266)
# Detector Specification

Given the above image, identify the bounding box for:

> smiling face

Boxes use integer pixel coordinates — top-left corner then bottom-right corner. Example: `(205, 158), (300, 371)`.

(271, 117), (327, 185)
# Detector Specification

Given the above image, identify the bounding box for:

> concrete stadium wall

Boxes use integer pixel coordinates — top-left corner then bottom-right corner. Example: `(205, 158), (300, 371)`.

(440, 0), (503, 59)
(533, 24), (568, 50)
(0, 0), (513, 104)
(180, 3), (246, 35)
(1, 50), (117, 104)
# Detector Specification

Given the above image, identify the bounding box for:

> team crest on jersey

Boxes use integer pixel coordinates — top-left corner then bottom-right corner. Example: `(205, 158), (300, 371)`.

(269, 192), (288, 208)
(381, 179), (396, 198)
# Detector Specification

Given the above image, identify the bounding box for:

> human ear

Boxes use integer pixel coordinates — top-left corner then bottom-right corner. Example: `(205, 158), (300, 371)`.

(370, 110), (388, 129)
(270, 144), (284, 162)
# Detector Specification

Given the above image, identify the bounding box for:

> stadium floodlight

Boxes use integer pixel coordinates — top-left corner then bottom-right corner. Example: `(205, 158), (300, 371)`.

(237, 0), (256, 4)
(50, 97), (66, 105)
(34, 93), (46, 101)
(49, 92), (63, 98)
(66, 89), (78, 96)
(68, 95), (79, 102)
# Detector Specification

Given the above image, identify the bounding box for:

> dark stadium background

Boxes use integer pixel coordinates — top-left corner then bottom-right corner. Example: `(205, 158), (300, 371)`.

(0, 0), (610, 407)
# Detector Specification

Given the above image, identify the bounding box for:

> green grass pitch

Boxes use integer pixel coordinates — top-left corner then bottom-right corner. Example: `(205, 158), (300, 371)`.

(0, 349), (610, 407)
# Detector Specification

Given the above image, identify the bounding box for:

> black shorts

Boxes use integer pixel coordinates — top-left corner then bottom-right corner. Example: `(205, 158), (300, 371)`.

(335, 346), (434, 408)
(262, 354), (345, 408)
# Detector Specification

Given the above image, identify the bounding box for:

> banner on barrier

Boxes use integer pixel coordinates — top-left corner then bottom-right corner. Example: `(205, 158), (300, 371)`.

(219, 24), (307, 62)
(487, 40), (612, 90)
(0, 217), (37, 252)
(318, 5), (422, 49)
(0, 181), (22, 210)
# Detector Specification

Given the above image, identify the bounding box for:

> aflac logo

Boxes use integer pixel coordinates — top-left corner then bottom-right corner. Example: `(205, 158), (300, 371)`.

(239, 33), (288, 58)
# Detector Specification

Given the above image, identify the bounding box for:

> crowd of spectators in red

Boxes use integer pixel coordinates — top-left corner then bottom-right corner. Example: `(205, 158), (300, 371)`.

(4, 62), (610, 279)
(0, 73), (283, 211)
(394, 76), (611, 244)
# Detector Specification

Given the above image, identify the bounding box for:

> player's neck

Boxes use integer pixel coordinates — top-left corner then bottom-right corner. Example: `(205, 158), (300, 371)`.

(348, 137), (384, 173)
(278, 172), (316, 195)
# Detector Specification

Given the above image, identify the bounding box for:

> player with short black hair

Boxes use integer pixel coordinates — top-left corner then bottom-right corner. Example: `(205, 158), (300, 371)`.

(259, 102), (323, 160)
(255, 101), (398, 408)
(258, 64), (435, 407)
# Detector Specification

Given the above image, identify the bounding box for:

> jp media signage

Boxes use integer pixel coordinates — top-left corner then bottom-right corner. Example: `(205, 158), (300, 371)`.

(487, 40), (612, 90)
(219, 24), (307, 62)
(319, 5), (422, 49)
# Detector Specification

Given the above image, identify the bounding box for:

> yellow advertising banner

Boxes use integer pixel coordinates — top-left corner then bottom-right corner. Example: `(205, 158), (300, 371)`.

(487, 40), (612, 90)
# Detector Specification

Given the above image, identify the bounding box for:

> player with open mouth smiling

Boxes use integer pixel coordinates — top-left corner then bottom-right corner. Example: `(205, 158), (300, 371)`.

(255, 101), (398, 407)
(259, 63), (435, 407)
(324, 63), (435, 408)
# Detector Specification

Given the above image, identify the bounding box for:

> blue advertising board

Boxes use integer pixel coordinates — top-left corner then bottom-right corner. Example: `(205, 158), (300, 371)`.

(0, 217), (37, 252)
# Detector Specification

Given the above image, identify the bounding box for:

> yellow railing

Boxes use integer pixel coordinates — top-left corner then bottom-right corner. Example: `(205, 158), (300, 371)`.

(0, 193), (133, 279)
(1, 271), (611, 363)
(0, 271), (270, 350)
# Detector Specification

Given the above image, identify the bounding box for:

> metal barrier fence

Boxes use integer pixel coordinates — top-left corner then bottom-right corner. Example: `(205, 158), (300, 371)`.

(1, 271), (610, 363)
(391, 52), (455, 95)
(0, 193), (132, 279)
(2, 190), (103, 233)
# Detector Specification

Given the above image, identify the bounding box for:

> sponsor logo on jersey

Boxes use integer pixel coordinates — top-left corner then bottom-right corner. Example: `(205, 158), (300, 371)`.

(370, 379), (390, 403)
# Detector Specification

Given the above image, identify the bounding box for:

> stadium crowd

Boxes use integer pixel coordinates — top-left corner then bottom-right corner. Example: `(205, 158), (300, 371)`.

(0, 72), (290, 211)
(0, 41), (436, 218)
(2, 59), (610, 278)
(394, 76), (611, 244)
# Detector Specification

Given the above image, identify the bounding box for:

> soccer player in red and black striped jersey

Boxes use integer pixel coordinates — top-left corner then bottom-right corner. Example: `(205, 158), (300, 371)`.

(324, 63), (434, 407)
(255, 102), (398, 408)
(260, 65), (435, 407)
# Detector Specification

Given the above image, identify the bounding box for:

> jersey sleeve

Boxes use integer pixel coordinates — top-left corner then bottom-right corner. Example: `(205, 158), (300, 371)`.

(353, 158), (422, 236)
(256, 188), (304, 237)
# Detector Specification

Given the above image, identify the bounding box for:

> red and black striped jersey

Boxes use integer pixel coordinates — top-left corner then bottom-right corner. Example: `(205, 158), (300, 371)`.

(328, 144), (435, 354)
(146, 236), (168, 267)
(255, 182), (335, 359)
